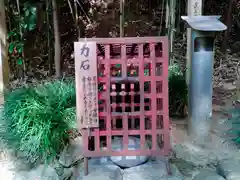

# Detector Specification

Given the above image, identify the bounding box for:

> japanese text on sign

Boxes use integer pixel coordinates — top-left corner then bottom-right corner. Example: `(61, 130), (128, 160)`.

(191, 0), (202, 16)
(74, 41), (99, 128)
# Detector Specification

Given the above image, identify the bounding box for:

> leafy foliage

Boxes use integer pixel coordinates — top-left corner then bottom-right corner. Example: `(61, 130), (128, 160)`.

(7, 1), (37, 66)
(168, 63), (188, 118)
(0, 80), (76, 165)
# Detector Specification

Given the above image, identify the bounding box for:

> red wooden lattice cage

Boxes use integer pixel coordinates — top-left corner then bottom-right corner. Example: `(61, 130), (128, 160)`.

(75, 37), (171, 174)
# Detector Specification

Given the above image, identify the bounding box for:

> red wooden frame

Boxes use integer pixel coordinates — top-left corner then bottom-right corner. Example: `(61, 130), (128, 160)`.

(75, 36), (170, 174)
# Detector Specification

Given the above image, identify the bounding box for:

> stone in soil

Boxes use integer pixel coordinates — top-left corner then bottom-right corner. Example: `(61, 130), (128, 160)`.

(192, 169), (225, 180)
(52, 160), (74, 180)
(75, 158), (122, 180)
(82, 165), (122, 180)
(223, 83), (237, 91)
(218, 158), (240, 180)
(0, 147), (32, 180)
(169, 158), (207, 179)
(172, 131), (240, 167)
(110, 136), (149, 168)
(13, 164), (59, 180)
(0, 160), (15, 180)
(75, 157), (184, 180)
(172, 142), (218, 166)
(59, 136), (83, 168)
(123, 160), (183, 180)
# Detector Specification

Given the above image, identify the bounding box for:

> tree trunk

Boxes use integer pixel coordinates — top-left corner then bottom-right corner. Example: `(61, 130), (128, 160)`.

(169, 0), (176, 65)
(0, 0), (10, 104)
(74, 0), (81, 40)
(165, 0), (169, 36)
(221, 0), (233, 56)
(120, 0), (124, 37)
(46, 0), (53, 76)
(52, 0), (61, 78)
(158, 0), (165, 36)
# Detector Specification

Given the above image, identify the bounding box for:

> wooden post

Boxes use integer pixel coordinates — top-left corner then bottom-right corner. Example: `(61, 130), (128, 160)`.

(165, 0), (169, 36)
(186, 0), (202, 85)
(52, 0), (61, 78)
(169, 0), (176, 65)
(120, 0), (124, 37)
(222, 0), (233, 56)
(46, 0), (53, 76)
(0, 0), (10, 104)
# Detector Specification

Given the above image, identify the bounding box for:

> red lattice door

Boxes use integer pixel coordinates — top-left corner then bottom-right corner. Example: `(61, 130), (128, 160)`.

(74, 37), (171, 174)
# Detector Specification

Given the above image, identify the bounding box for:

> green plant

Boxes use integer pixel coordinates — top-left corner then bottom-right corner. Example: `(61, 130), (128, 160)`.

(0, 79), (76, 165)
(7, 1), (37, 71)
(168, 63), (184, 77)
(168, 63), (188, 118)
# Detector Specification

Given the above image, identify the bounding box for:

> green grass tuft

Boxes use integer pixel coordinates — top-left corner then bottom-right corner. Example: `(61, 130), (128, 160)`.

(0, 79), (77, 165)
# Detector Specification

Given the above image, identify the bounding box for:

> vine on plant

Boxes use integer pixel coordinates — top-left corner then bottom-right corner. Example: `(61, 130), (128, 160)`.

(7, 2), (37, 67)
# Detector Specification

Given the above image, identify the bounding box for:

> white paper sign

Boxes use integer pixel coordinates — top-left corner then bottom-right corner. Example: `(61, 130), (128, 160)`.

(74, 41), (99, 128)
